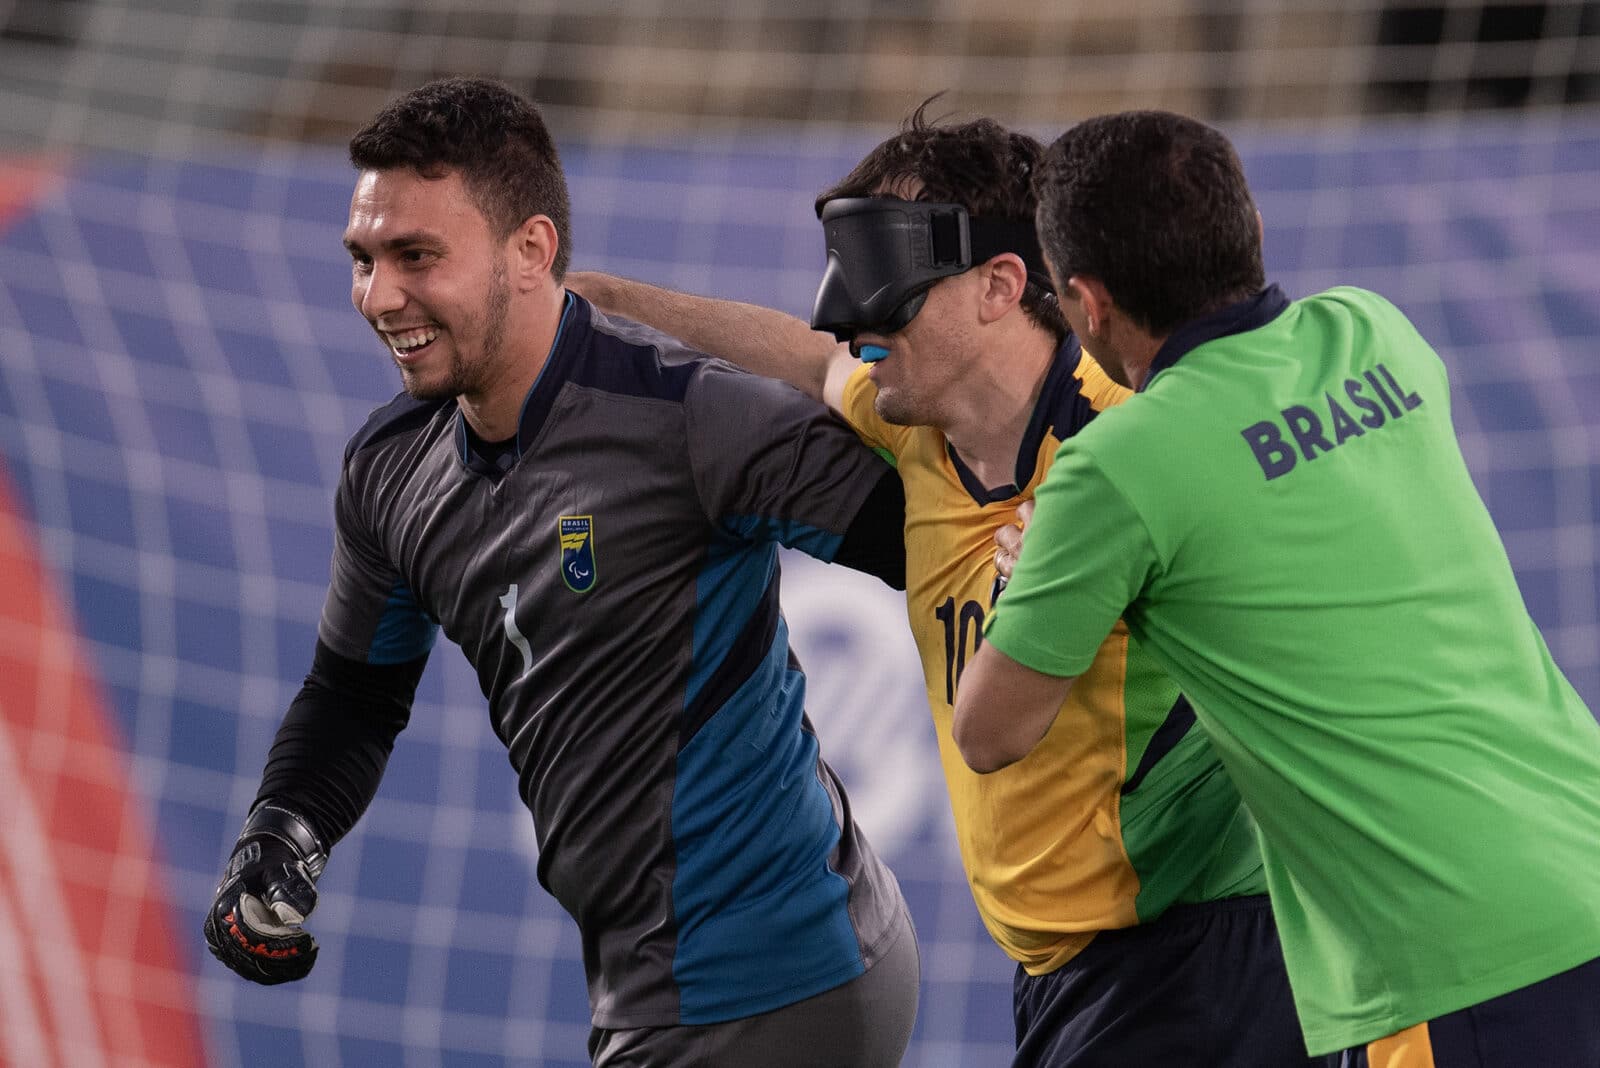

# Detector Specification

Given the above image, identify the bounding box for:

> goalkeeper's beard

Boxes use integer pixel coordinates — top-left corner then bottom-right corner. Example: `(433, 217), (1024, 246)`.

(395, 261), (512, 402)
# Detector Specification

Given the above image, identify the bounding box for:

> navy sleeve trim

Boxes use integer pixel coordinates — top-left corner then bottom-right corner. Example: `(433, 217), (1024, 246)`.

(833, 468), (906, 590)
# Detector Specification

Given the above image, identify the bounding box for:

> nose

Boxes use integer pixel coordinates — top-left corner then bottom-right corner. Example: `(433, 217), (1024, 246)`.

(354, 262), (405, 321)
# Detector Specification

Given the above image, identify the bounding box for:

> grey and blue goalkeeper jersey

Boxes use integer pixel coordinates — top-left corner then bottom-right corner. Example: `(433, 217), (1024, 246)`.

(316, 293), (906, 1028)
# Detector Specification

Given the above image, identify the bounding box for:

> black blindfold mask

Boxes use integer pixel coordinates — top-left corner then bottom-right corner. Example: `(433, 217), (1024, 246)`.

(810, 197), (1054, 350)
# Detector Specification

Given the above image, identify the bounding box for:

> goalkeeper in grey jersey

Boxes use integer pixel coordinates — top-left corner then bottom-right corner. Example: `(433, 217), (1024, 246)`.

(202, 77), (919, 1068)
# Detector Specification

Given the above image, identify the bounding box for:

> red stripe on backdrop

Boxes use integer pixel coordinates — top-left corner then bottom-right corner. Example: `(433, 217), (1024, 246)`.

(0, 156), (62, 234)
(0, 467), (208, 1066)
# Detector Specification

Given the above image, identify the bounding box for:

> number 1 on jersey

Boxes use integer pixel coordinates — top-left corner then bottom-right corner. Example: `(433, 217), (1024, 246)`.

(500, 584), (534, 677)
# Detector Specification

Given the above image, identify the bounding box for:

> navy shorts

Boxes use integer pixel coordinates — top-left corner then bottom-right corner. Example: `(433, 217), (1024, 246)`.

(1327, 954), (1600, 1068)
(1012, 894), (1316, 1067)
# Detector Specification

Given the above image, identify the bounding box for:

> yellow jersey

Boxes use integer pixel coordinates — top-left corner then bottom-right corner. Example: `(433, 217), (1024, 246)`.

(841, 340), (1264, 975)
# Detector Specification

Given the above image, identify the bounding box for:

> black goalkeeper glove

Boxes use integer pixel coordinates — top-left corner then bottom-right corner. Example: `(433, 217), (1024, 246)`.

(203, 802), (328, 985)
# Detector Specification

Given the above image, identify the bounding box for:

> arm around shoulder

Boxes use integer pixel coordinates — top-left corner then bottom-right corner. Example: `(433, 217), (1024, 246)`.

(567, 270), (851, 409)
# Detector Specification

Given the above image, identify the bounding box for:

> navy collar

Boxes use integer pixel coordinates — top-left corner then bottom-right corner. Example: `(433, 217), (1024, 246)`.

(1141, 284), (1290, 392)
(457, 290), (581, 475)
(947, 332), (1084, 504)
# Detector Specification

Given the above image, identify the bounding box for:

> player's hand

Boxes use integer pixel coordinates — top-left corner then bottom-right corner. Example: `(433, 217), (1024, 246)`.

(203, 804), (327, 985)
(994, 499), (1034, 583)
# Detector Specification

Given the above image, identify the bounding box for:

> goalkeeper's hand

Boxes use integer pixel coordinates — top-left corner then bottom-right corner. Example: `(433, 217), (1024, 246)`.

(203, 803), (328, 985)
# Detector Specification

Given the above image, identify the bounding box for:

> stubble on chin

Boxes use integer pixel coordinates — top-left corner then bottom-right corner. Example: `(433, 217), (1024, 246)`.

(394, 353), (465, 402)
(398, 373), (436, 401)
(394, 362), (439, 401)
(873, 387), (918, 427)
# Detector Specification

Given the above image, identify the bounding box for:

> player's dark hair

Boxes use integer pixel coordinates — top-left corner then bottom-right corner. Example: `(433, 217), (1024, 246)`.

(1034, 110), (1264, 337)
(817, 97), (1066, 342)
(349, 77), (572, 279)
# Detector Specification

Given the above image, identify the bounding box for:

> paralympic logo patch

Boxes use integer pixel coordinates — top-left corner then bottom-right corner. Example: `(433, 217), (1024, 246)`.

(558, 515), (597, 593)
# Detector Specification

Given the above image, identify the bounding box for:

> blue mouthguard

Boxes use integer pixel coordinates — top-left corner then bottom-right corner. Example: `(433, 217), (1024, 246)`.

(859, 344), (890, 363)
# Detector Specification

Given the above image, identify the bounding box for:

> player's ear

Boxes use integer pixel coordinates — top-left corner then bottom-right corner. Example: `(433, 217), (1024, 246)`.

(1066, 275), (1115, 340)
(977, 253), (1028, 324)
(510, 214), (560, 288)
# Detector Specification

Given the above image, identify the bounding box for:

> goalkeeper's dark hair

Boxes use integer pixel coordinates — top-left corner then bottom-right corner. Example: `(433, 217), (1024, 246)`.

(817, 95), (1066, 342)
(349, 77), (572, 279)
(1034, 110), (1264, 337)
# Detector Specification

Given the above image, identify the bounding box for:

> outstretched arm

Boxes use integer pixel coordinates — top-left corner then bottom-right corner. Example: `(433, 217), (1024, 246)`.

(568, 271), (857, 413)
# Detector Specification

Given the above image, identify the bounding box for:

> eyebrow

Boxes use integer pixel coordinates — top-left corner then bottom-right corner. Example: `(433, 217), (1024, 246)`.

(342, 230), (440, 254)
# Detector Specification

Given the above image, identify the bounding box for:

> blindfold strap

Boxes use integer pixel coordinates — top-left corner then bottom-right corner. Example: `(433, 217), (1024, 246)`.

(967, 218), (1054, 292)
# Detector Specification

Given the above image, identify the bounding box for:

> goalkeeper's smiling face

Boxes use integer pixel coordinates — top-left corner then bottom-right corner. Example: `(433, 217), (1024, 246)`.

(343, 167), (516, 405)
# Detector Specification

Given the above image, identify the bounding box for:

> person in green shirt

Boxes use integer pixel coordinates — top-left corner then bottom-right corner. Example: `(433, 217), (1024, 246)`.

(953, 109), (1600, 1066)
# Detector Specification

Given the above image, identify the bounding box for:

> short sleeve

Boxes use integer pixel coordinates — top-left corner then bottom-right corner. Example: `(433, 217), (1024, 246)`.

(685, 360), (890, 560)
(983, 441), (1158, 677)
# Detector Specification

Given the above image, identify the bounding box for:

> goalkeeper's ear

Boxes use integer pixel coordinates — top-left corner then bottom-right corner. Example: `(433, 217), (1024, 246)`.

(511, 213), (561, 288)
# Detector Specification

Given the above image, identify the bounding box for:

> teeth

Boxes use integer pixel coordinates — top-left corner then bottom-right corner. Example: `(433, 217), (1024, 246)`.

(388, 327), (438, 352)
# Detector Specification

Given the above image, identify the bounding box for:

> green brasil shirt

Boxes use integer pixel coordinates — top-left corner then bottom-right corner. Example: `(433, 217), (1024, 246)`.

(985, 284), (1600, 1054)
